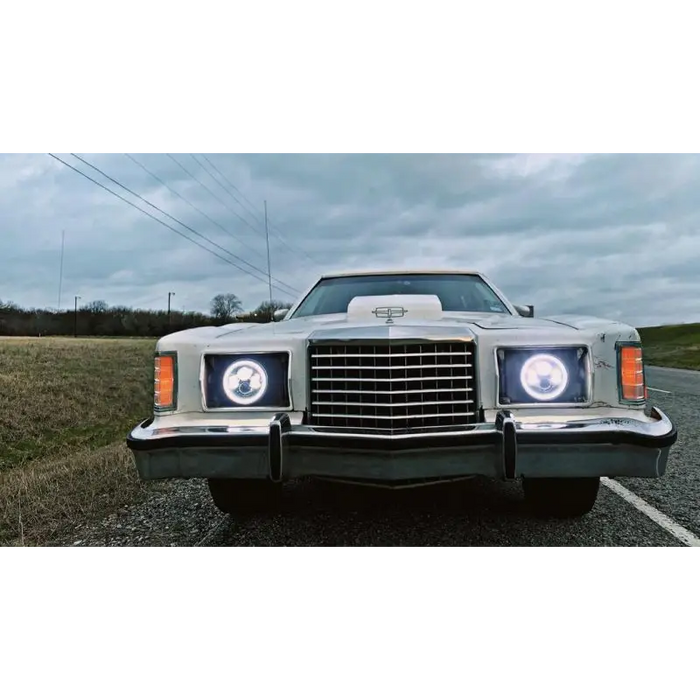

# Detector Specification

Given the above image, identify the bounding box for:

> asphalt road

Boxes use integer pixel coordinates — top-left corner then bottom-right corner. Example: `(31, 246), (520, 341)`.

(66, 365), (699, 547)
(618, 366), (700, 538)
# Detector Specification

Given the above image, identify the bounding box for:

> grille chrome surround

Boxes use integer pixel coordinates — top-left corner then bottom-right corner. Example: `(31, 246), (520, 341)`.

(307, 341), (478, 433)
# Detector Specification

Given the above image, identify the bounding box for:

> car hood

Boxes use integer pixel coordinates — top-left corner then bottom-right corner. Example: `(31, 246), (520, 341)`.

(165, 311), (633, 349)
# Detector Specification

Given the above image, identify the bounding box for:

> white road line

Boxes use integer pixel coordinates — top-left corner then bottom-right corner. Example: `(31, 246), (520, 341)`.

(601, 478), (700, 547)
(647, 387), (672, 394)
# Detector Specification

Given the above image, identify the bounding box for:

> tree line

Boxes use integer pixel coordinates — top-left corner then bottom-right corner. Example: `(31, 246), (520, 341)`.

(0, 293), (292, 338)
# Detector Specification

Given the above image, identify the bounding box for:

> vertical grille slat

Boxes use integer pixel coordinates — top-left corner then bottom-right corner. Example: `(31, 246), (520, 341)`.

(308, 341), (478, 433)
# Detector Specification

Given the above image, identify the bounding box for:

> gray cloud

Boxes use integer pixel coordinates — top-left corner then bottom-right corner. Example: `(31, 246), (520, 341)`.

(1, 153), (699, 327)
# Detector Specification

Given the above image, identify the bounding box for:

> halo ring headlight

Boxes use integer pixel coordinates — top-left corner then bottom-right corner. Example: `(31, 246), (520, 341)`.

(222, 359), (268, 405)
(519, 353), (569, 402)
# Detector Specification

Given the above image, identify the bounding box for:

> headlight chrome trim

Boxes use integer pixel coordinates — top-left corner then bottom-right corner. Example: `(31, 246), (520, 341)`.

(494, 344), (594, 408)
(199, 350), (294, 412)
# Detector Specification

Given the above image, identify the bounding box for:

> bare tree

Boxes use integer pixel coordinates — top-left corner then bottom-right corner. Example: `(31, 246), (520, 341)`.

(210, 293), (243, 323)
(252, 299), (292, 323)
(82, 300), (109, 313)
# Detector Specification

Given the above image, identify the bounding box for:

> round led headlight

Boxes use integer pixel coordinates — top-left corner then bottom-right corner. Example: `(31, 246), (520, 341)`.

(519, 353), (569, 401)
(222, 359), (268, 406)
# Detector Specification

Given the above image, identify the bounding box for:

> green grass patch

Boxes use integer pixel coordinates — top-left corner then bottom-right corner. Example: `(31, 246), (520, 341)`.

(0, 337), (156, 471)
(0, 337), (158, 545)
(639, 322), (700, 371)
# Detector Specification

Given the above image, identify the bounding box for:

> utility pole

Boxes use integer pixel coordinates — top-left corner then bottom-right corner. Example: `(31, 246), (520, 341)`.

(57, 230), (65, 310)
(167, 291), (175, 331)
(74, 295), (80, 337)
(264, 200), (273, 304)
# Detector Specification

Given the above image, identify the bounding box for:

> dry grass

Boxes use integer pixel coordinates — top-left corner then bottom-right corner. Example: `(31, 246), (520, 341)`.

(1, 443), (151, 545)
(0, 337), (157, 545)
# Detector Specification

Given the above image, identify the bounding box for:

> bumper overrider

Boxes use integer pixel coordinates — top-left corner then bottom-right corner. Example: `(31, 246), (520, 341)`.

(126, 407), (678, 485)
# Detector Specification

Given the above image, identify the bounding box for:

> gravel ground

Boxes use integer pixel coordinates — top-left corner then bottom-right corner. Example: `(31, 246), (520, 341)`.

(616, 367), (700, 535)
(55, 365), (697, 548)
(60, 480), (226, 547)
(58, 474), (682, 548)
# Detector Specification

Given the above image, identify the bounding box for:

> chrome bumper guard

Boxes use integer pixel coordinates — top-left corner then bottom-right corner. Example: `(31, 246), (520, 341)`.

(126, 407), (677, 483)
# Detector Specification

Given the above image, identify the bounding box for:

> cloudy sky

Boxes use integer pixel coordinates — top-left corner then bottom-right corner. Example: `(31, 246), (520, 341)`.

(0, 153), (698, 327)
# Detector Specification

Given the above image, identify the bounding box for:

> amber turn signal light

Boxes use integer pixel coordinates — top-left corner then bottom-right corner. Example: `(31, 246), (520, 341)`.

(619, 346), (645, 402)
(154, 354), (176, 410)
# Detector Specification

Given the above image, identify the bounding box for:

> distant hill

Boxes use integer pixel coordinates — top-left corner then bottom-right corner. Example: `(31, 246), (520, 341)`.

(639, 323), (700, 371)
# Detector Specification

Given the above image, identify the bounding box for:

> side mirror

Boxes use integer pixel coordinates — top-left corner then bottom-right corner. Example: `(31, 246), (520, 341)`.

(514, 304), (534, 318)
(273, 309), (289, 322)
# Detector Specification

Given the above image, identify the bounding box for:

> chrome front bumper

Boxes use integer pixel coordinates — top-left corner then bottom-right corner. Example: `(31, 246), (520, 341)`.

(126, 407), (678, 484)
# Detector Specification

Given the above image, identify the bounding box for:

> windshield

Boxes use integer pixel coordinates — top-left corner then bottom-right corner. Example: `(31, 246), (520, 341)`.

(290, 273), (512, 318)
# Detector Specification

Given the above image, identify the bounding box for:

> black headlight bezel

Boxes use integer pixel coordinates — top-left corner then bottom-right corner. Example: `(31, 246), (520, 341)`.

(202, 351), (292, 410)
(496, 345), (592, 407)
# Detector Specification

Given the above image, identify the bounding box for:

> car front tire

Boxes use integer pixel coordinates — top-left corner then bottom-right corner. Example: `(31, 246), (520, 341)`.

(522, 477), (600, 518)
(207, 478), (282, 516)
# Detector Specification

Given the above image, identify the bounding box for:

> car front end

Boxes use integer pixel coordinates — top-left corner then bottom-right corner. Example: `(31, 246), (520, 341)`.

(126, 272), (678, 518)
(127, 325), (676, 484)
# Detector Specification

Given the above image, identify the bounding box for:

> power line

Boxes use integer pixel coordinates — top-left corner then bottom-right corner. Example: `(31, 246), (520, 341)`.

(183, 152), (319, 288)
(48, 154), (299, 298)
(199, 154), (319, 265)
(71, 153), (291, 292)
(198, 154), (266, 227)
(190, 151), (272, 296)
(268, 218), (319, 265)
(194, 154), (265, 229)
(200, 154), (317, 263)
(202, 155), (258, 209)
(166, 154), (267, 246)
(67, 153), (300, 296)
(125, 153), (278, 274)
(70, 151), (300, 293)
(55, 151), (284, 292)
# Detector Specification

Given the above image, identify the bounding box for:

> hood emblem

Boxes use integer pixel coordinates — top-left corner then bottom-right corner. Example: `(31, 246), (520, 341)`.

(372, 306), (407, 324)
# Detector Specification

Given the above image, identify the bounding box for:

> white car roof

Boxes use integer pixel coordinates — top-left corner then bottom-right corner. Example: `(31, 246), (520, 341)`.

(319, 269), (485, 279)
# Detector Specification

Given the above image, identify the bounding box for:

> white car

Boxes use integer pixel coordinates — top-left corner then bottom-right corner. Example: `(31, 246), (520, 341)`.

(127, 270), (677, 519)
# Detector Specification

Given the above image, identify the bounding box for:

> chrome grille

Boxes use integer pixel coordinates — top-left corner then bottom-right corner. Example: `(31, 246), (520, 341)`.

(307, 341), (478, 432)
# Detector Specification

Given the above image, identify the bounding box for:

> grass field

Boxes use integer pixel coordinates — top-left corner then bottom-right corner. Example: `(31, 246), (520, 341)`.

(0, 323), (696, 546)
(0, 337), (157, 546)
(639, 323), (700, 371)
